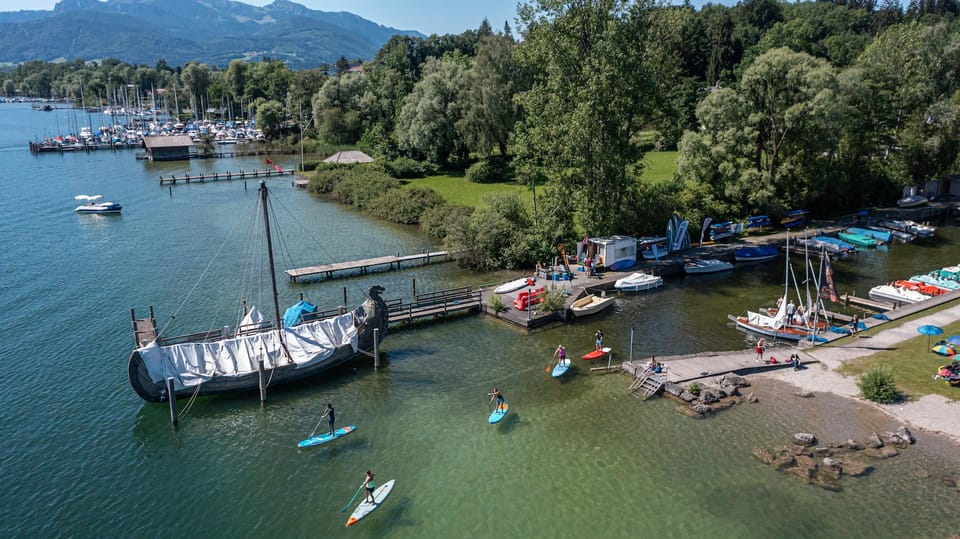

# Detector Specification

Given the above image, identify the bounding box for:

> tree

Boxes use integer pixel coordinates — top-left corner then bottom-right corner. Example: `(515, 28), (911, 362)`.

(396, 55), (469, 166)
(457, 34), (522, 157)
(255, 99), (285, 138)
(313, 72), (369, 144)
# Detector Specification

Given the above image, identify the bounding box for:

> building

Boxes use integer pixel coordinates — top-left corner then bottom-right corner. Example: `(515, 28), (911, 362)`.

(142, 135), (194, 161)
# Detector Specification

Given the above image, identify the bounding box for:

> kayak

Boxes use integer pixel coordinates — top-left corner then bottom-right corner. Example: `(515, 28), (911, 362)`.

(297, 425), (356, 448)
(488, 403), (509, 424)
(345, 479), (395, 527)
(581, 347), (611, 360)
(551, 360), (570, 378)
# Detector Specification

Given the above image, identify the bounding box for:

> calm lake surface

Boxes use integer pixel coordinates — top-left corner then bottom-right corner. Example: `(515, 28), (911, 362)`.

(2, 103), (959, 537)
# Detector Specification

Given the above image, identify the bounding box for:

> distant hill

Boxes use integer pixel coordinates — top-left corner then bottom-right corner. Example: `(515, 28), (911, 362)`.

(0, 0), (424, 69)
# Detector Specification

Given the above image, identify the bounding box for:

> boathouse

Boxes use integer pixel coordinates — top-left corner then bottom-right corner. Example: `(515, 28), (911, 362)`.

(142, 135), (194, 161)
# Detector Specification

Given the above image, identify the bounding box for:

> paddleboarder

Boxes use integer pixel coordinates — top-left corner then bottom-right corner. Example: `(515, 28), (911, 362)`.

(595, 329), (604, 351)
(554, 344), (568, 367)
(363, 470), (377, 504)
(488, 387), (505, 411)
(320, 403), (335, 437)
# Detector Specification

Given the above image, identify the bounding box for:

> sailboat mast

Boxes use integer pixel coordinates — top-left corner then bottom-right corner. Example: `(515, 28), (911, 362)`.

(259, 181), (286, 344)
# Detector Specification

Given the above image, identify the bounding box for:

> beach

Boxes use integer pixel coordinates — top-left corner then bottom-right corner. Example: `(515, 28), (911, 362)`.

(755, 303), (960, 445)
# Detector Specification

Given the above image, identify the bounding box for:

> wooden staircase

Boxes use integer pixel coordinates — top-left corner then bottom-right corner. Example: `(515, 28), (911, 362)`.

(629, 371), (666, 400)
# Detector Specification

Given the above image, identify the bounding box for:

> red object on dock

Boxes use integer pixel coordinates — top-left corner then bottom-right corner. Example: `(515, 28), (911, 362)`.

(582, 348), (610, 360)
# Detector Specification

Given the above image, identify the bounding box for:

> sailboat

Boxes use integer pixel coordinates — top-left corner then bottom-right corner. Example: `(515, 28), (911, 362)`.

(126, 181), (390, 403)
(727, 232), (827, 341)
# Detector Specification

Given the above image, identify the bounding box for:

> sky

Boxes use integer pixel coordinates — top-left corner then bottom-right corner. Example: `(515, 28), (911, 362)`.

(0, 0), (521, 36)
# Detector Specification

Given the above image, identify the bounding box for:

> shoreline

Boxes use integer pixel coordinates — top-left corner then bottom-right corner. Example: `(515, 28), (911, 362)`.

(748, 302), (960, 446)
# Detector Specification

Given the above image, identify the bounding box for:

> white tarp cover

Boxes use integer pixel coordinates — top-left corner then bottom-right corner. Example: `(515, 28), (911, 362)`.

(137, 311), (358, 389)
(745, 295), (788, 330)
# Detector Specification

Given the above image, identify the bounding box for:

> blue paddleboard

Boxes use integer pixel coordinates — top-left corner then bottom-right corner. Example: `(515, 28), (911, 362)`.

(488, 403), (509, 424)
(297, 425), (356, 448)
(552, 360), (570, 378)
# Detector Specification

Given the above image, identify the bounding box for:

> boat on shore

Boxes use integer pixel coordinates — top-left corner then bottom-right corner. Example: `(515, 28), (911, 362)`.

(866, 224), (913, 243)
(733, 245), (779, 263)
(878, 219), (936, 239)
(614, 271), (663, 292)
(744, 215), (773, 234)
(897, 194), (928, 208)
(846, 227), (891, 244)
(75, 194), (122, 214)
(126, 182), (389, 403)
(780, 209), (809, 229)
(494, 276), (536, 294)
(868, 284), (929, 305)
(838, 231), (878, 248)
(570, 293), (615, 317)
(684, 258), (733, 274)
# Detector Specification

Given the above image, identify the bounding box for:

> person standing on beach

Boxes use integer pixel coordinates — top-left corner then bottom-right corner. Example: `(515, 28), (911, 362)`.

(755, 338), (765, 362)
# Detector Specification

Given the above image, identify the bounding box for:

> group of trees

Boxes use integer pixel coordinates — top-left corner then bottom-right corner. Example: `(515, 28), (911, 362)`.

(8, 0), (960, 270)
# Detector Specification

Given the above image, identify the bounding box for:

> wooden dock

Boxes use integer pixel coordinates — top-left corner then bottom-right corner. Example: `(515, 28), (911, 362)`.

(839, 293), (893, 312)
(387, 287), (482, 326)
(158, 168), (296, 185)
(286, 251), (450, 282)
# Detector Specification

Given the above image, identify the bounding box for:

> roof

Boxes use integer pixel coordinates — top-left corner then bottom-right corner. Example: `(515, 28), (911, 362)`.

(323, 150), (374, 164)
(142, 135), (194, 149)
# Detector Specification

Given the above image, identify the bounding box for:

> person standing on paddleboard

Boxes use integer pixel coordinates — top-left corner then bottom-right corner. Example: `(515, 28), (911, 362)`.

(363, 470), (376, 503)
(488, 387), (504, 411)
(595, 329), (604, 351)
(554, 344), (567, 367)
(321, 403), (335, 437)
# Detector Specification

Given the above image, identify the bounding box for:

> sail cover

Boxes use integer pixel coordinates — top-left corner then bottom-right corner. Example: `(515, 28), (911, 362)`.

(136, 311), (359, 389)
(283, 300), (317, 328)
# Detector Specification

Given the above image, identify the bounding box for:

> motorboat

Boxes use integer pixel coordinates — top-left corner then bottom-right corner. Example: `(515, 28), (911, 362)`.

(893, 279), (949, 296)
(570, 293), (615, 317)
(866, 225), (913, 243)
(733, 245), (779, 263)
(846, 227), (891, 244)
(684, 258), (734, 274)
(74, 194), (122, 214)
(897, 194), (928, 208)
(878, 219), (935, 239)
(868, 284), (929, 305)
(837, 231), (878, 248)
(614, 271), (663, 292)
(910, 274), (960, 290)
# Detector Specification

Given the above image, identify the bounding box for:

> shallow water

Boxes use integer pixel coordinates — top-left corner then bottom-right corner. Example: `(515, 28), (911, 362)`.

(2, 103), (959, 537)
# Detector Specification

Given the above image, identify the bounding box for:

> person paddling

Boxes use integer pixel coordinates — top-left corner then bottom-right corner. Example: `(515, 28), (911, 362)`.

(488, 387), (505, 411)
(363, 470), (377, 504)
(554, 344), (567, 367)
(320, 403), (335, 437)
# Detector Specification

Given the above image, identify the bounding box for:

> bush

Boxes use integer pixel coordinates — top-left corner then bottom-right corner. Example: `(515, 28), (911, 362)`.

(299, 159), (322, 172)
(307, 163), (355, 194)
(383, 157), (439, 179)
(540, 285), (566, 313)
(420, 203), (472, 242)
(858, 367), (900, 404)
(368, 187), (445, 224)
(487, 294), (506, 313)
(688, 382), (701, 395)
(465, 156), (508, 184)
(332, 169), (401, 208)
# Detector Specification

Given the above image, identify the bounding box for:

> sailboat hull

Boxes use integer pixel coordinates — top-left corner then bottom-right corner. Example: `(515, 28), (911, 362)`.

(128, 294), (388, 403)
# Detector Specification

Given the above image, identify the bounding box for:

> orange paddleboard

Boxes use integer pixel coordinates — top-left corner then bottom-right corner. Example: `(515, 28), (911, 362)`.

(581, 347), (611, 360)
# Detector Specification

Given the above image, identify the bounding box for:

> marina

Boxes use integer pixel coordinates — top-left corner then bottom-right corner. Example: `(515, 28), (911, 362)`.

(3, 102), (960, 537)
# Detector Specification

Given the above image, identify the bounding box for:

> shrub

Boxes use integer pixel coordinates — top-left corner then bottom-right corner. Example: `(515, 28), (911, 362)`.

(299, 159), (322, 172)
(858, 367), (899, 404)
(420, 203), (472, 242)
(383, 157), (439, 179)
(688, 382), (701, 395)
(307, 163), (355, 194)
(368, 187), (445, 224)
(465, 156), (508, 184)
(487, 294), (506, 313)
(540, 285), (566, 313)
(332, 169), (401, 208)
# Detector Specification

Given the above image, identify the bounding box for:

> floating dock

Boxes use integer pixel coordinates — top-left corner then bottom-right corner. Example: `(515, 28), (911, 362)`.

(159, 168), (295, 185)
(286, 251), (451, 282)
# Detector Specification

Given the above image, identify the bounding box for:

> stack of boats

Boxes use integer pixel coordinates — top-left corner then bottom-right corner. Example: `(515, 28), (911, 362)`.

(868, 266), (958, 305)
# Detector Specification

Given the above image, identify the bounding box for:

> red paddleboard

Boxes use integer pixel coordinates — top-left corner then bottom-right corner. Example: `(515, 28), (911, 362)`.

(581, 347), (611, 360)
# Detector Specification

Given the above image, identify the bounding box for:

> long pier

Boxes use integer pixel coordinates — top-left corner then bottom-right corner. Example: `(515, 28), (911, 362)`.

(159, 168), (296, 185)
(286, 251), (450, 282)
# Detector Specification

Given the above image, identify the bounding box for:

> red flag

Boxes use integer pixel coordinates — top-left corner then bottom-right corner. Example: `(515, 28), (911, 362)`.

(265, 156), (282, 172)
(265, 156), (273, 165)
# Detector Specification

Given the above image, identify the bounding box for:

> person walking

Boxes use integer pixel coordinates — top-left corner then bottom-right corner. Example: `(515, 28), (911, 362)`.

(320, 403), (335, 437)
(755, 338), (765, 362)
(851, 314), (860, 338)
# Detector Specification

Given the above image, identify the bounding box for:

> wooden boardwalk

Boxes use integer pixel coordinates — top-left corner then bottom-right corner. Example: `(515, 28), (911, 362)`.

(158, 168), (295, 185)
(287, 251), (450, 282)
(387, 287), (482, 326)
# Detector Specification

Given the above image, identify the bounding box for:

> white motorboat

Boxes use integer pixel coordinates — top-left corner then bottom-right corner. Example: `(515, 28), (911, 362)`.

(494, 276), (536, 294)
(570, 293), (615, 317)
(868, 284), (930, 305)
(897, 194), (928, 208)
(614, 271), (663, 292)
(74, 194), (122, 214)
(683, 258), (733, 274)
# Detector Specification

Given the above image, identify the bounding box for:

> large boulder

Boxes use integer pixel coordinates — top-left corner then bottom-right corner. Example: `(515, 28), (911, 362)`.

(698, 388), (721, 404)
(841, 460), (872, 477)
(896, 426), (915, 445)
(865, 432), (884, 449)
(720, 374), (751, 387)
(794, 433), (817, 447)
(691, 403), (713, 415)
(885, 432), (910, 449)
(663, 381), (685, 397)
(679, 390), (698, 403)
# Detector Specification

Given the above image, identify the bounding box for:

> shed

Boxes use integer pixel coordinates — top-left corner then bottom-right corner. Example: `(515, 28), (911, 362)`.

(323, 150), (374, 164)
(588, 235), (637, 271)
(142, 135), (194, 161)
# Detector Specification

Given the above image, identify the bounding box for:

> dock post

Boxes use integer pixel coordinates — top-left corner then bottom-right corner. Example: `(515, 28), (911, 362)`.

(258, 359), (266, 404)
(166, 377), (178, 425)
(412, 278), (416, 299)
(373, 328), (380, 370)
(629, 329), (634, 362)
(343, 287), (347, 306)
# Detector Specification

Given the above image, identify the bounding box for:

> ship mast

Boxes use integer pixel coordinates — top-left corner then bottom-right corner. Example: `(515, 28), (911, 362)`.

(259, 181), (290, 360)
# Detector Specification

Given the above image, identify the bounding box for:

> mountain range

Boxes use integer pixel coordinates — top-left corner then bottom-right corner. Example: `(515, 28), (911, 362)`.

(0, 0), (424, 69)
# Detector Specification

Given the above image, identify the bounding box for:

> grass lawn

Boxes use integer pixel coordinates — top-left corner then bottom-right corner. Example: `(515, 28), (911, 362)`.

(835, 307), (960, 402)
(404, 151), (679, 208)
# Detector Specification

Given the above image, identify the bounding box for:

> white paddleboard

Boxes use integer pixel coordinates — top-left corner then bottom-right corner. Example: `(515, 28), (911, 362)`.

(345, 479), (395, 527)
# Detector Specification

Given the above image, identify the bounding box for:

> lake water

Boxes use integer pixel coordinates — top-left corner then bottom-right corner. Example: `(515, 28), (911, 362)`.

(2, 103), (959, 537)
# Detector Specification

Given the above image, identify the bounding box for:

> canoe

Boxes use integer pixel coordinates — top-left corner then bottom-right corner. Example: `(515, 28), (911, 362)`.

(570, 294), (615, 317)
(683, 258), (734, 274)
(297, 425), (357, 448)
(494, 276), (536, 294)
(582, 347), (611, 360)
(345, 479), (396, 527)
(551, 360), (571, 378)
(488, 402), (509, 424)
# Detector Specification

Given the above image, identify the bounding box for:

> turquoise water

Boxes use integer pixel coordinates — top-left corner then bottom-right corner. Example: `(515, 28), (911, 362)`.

(2, 103), (959, 537)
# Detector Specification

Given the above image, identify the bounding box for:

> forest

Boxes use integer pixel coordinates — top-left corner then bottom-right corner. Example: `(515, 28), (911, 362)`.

(5, 0), (960, 270)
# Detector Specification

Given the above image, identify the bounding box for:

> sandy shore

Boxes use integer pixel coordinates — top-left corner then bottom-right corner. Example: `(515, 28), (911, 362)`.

(753, 303), (960, 444)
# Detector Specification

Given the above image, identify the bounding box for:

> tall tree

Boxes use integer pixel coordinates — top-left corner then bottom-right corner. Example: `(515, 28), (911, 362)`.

(396, 55), (469, 166)
(457, 34), (523, 157)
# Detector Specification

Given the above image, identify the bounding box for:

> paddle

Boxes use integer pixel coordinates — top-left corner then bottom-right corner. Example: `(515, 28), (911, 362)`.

(308, 413), (326, 439)
(341, 483), (365, 512)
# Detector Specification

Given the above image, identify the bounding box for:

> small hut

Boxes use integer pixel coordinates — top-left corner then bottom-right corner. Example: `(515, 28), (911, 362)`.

(142, 135), (194, 161)
(323, 150), (374, 164)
